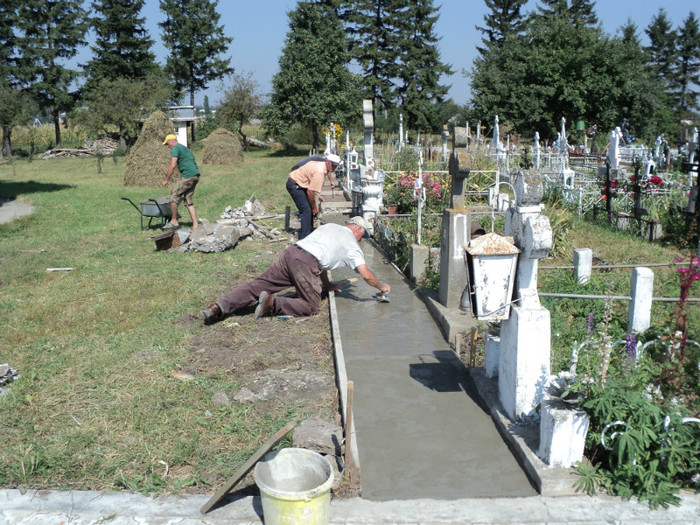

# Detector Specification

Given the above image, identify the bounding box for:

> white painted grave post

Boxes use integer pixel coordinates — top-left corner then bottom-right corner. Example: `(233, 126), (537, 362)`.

(627, 267), (654, 333)
(499, 172), (552, 420)
(573, 248), (592, 285)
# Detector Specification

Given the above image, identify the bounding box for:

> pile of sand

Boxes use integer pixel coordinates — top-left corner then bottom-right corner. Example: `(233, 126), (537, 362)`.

(123, 111), (174, 187)
(201, 128), (244, 166)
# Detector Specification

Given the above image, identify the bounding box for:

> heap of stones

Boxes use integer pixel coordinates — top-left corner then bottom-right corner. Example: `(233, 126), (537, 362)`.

(182, 195), (287, 253)
(0, 363), (19, 396)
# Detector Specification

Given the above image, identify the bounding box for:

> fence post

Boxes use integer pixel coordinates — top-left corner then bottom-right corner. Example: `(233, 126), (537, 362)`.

(573, 248), (592, 284)
(627, 267), (654, 333)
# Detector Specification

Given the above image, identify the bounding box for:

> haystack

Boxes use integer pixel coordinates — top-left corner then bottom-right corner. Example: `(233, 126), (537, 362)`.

(123, 111), (175, 187)
(201, 128), (244, 166)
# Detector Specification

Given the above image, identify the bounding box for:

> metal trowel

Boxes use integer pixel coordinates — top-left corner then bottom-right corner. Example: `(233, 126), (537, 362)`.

(376, 292), (391, 303)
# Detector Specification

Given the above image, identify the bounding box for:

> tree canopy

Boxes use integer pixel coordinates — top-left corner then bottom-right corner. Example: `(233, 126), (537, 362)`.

(470, 2), (698, 142)
(82, 0), (159, 92)
(263, 0), (361, 152)
(215, 72), (265, 150)
(159, 0), (233, 109)
(14, 0), (88, 148)
(395, 0), (453, 131)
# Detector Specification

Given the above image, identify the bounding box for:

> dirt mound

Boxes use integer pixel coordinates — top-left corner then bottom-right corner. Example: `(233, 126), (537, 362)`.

(201, 128), (244, 166)
(123, 111), (174, 187)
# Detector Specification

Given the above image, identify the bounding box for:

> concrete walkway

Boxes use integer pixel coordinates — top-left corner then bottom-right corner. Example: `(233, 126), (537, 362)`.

(0, 197), (34, 224)
(330, 236), (536, 501)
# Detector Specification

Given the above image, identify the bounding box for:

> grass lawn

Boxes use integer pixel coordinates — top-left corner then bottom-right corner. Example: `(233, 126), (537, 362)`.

(0, 147), (339, 494)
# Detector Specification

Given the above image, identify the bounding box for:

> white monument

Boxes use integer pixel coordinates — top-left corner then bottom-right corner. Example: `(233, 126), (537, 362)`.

(499, 172), (553, 420)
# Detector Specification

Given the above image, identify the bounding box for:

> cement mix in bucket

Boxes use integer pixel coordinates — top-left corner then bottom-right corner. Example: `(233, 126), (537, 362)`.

(254, 447), (333, 525)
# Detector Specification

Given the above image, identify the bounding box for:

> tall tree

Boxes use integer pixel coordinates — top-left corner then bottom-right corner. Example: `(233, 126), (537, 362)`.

(0, 83), (36, 158)
(0, 0), (20, 156)
(82, 0), (159, 92)
(15, 0), (88, 149)
(645, 9), (678, 85)
(675, 12), (700, 129)
(159, 0), (233, 111)
(395, 0), (453, 131)
(263, 0), (360, 152)
(475, 0), (528, 55)
(216, 72), (264, 150)
(342, 0), (401, 111)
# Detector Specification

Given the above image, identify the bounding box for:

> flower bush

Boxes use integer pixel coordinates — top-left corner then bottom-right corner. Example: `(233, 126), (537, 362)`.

(384, 171), (450, 214)
(568, 257), (700, 508)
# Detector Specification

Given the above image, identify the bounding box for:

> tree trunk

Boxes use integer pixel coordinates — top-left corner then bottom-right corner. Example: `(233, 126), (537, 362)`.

(53, 114), (62, 149)
(1, 125), (11, 158)
(311, 123), (319, 154)
(238, 123), (247, 152)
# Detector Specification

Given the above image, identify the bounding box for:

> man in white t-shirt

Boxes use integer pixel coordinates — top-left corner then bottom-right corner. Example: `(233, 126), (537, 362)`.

(202, 216), (390, 323)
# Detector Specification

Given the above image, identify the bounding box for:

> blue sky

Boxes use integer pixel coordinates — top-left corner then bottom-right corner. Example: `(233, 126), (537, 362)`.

(82, 0), (699, 106)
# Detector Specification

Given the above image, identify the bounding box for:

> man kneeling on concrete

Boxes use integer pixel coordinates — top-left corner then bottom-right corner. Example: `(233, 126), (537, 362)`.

(202, 216), (390, 323)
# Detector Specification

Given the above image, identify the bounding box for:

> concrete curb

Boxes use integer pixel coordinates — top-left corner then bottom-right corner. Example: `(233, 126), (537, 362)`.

(2, 489), (699, 524)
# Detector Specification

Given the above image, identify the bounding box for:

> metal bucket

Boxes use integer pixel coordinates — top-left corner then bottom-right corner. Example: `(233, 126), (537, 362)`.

(254, 448), (333, 525)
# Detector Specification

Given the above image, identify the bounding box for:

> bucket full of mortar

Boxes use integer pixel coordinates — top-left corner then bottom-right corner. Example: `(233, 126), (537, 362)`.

(253, 447), (334, 525)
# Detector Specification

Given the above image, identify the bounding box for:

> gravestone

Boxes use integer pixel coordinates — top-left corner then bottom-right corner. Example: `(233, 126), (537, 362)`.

(498, 172), (553, 420)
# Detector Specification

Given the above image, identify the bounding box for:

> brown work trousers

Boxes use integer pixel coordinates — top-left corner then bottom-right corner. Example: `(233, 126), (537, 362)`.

(217, 245), (323, 317)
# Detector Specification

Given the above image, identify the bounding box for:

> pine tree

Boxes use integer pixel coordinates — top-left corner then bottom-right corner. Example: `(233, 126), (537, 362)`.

(395, 0), (453, 131)
(82, 0), (158, 92)
(475, 0), (528, 54)
(159, 0), (233, 111)
(15, 0), (88, 149)
(568, 0), (598, 28)
(0, 0), (20, 156)
(645, 9), (679, 85)
(263, 0), (360, 152)
(675, 12), (700, 127)
(537, 0), (598, 28)
(342, 0), (401, 110)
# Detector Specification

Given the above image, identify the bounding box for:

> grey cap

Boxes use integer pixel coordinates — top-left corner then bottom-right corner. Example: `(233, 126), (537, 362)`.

(348, 215), (373, 235)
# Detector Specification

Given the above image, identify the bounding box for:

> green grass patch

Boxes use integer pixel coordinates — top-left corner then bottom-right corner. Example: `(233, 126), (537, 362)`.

(0, 150), (309, 493)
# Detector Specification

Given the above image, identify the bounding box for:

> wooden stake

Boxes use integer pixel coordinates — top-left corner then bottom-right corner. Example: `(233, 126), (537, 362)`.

(470, 327), (478, 368)
(200, 420), (296, 515)
(345, 380), (355, 470)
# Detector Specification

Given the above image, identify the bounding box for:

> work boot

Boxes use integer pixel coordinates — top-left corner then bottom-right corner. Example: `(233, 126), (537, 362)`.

(254, 291), (275, 320)
(202, 303), (222, 324)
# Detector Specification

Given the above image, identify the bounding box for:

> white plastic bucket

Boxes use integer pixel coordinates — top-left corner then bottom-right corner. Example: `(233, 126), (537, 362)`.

(254, 447), (334, 525)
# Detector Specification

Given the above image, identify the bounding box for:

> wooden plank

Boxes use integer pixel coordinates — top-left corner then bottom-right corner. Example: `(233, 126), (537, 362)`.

(200, 420), (297, 515)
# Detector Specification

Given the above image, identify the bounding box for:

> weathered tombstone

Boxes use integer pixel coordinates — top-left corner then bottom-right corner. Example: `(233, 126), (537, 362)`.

(498, 172), (553, 420)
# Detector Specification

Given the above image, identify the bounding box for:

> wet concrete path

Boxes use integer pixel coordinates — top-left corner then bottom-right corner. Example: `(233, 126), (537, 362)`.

(330, 234), (537, 501)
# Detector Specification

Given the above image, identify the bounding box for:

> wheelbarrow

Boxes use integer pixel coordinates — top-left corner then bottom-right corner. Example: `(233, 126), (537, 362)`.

(121, 196), (173, 230)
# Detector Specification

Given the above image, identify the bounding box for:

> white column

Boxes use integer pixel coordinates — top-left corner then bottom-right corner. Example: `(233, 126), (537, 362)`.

(573, 248), (592, 285)
(627, 267), (654, 333)
(499, 306), (551, 419)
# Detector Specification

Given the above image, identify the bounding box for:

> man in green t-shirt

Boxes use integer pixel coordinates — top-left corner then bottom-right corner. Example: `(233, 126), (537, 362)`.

(162, 134), (200, 230)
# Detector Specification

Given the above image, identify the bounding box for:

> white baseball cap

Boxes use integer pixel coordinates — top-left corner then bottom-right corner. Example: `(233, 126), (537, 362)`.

(325, 153), (341, 166)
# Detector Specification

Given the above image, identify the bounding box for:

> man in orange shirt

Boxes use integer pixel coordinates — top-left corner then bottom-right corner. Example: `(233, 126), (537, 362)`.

(286, 153), (340, 239)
